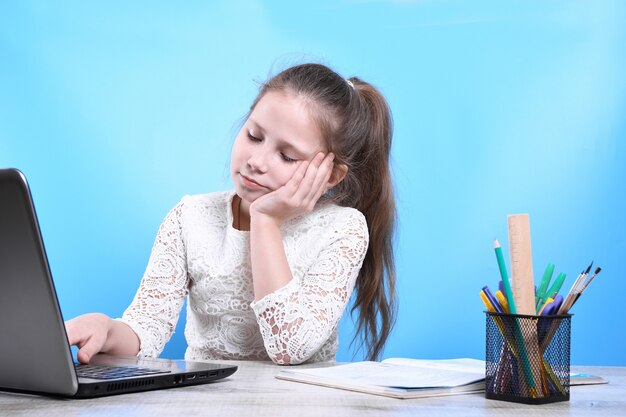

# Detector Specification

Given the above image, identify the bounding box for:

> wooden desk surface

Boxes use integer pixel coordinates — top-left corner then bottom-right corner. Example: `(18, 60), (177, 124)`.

(0, 362), (624, 416)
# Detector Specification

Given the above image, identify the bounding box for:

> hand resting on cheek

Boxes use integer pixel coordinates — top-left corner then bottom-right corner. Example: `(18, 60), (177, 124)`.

(249, 152), (336, 226)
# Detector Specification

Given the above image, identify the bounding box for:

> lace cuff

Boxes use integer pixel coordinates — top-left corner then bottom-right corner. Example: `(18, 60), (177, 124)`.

(113, 318), (153, 357)
(250, 278), (299, 312)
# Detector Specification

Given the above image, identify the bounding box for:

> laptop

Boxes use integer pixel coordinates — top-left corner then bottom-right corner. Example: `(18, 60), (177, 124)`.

(0, 168), (238, 398)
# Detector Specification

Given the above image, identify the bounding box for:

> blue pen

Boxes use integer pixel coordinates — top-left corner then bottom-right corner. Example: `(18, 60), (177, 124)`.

(540, 295), (563, 316)
(541, 302), (556, 316)
(482, 286), (503, 313)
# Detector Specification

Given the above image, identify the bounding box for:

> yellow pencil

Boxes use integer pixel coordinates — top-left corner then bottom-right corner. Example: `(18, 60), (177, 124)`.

(495, 290), (510, 313)
(480, 291), (496, 312)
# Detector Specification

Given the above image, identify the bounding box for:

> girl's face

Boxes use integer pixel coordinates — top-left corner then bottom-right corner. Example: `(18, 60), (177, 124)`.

(230, 91), (326, 204)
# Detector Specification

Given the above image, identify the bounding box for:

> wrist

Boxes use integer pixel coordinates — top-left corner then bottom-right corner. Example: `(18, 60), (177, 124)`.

(250, 210), (282, 230)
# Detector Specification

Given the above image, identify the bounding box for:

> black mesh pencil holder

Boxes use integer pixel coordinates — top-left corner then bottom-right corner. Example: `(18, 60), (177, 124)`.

(485, 312), (571, 404)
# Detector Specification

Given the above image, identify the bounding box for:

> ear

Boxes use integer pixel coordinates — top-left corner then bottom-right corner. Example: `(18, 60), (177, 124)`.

(327, 163), (348, 189)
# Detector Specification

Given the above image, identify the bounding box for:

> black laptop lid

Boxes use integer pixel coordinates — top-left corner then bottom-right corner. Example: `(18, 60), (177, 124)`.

(0, 168), (78, 396)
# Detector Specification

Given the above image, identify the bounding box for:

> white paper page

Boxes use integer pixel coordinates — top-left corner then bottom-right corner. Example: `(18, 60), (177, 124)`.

(382, 358), (486, 375)
(286, 361), (484, 389)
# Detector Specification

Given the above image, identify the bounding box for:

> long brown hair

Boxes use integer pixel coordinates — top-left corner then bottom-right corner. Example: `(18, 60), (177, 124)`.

(250, 63), (397, 361)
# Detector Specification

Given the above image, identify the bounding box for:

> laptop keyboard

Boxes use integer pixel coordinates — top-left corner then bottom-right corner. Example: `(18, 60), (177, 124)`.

(75, 363), (170, 380)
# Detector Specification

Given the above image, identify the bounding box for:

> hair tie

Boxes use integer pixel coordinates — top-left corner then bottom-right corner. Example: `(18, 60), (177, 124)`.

(346, 79), (355, 90)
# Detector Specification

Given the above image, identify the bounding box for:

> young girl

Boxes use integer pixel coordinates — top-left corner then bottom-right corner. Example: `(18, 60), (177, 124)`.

(66, 63), (397, 365)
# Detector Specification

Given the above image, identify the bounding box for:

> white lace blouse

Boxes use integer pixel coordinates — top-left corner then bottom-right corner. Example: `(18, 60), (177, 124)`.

(119, 190), (368, 364)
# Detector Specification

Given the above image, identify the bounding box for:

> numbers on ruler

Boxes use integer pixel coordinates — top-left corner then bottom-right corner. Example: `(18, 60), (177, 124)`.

(508, 214), (534, 315)
(509, 220), (523, 290)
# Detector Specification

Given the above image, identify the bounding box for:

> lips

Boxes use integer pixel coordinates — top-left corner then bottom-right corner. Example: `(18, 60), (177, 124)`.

(240, 173), (269, 189)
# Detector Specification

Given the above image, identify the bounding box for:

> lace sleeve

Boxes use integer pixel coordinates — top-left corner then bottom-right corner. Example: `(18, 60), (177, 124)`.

(250, 211), (368, 365)
(119, 199), (189, 358)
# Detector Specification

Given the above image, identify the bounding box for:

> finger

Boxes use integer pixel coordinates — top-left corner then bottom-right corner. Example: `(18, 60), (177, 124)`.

(295, 152), (331, 204)
(292, 153), (326, 201)
(76, 333), (107, 364)
(67, 322), (107, 364)
(283, 160), (309, 193)
(310, 151), (327, 168)
(307, 166), (333, 208)
(303, 153), (335, 203)
(65, 321), (82, 347)
(77, 349), (92, 364)
(66, 321), (91, 351)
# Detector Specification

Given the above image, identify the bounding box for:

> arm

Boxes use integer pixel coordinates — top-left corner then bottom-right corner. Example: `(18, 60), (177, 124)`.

(249, 152), (356, 364)
(66, 199), (189, 363)
(249, 214), (293, 300)
(119, 199), (190, 357)
(249, 152), (334, 299)
(251, 210), (368, 365)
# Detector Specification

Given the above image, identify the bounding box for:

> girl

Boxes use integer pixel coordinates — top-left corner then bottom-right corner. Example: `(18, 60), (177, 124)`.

(66, 63), (397, 365)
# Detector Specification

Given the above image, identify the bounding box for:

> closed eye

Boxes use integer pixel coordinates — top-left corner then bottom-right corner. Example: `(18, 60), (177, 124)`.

(281, 153), (297, 163)
(247, 132), (262, 142)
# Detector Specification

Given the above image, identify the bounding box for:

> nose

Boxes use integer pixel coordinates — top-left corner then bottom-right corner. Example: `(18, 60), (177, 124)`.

(247, 146), (270, 173)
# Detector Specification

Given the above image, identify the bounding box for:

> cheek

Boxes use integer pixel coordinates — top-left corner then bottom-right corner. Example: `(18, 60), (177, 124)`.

(230, 136), (247, 165)
(273, 163), (299, 186)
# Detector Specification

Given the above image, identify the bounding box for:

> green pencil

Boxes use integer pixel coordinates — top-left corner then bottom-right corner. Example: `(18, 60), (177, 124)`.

(547, 272), (567, 299)
(493, 239), (537, 395)
(494, 240), (517, 314)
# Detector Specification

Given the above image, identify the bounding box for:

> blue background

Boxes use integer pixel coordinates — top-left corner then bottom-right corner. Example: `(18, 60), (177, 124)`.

(1, 1), (624, 366)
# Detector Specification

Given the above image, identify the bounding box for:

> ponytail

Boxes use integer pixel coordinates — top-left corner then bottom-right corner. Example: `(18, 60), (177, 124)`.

(332, 78), (397, 361)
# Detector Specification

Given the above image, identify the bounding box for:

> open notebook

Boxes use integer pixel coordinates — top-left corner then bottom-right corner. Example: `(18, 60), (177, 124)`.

(277, 358), (486, 399)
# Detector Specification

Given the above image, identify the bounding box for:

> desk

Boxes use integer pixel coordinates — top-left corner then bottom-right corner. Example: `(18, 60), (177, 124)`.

(0, 362), (624, 416)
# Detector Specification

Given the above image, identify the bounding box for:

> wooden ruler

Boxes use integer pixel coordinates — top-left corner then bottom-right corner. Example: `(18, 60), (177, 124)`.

(507, 214), (544, 397)
(507, 214), (535, 315)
